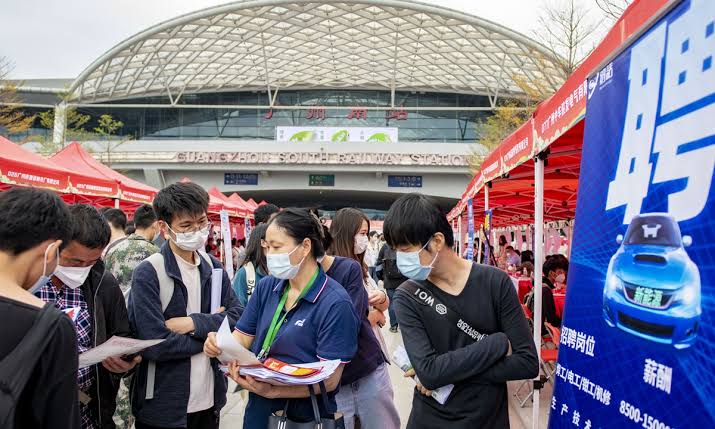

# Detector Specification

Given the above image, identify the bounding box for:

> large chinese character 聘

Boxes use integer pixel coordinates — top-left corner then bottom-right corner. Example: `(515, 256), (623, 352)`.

(606, 24), (666, 224)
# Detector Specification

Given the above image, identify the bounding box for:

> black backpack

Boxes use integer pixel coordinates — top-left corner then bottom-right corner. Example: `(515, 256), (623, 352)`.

(0, 303), (62, 428)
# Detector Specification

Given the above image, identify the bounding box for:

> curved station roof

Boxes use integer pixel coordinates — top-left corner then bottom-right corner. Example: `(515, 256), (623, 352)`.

(68, 0), (565, 103)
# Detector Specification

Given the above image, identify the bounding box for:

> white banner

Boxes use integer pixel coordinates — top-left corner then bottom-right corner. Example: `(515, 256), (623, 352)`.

(276, 126), (398, 143)
(220, 210), (234, 279)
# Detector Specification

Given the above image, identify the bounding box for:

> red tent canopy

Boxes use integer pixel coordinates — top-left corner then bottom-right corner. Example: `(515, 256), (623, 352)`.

(51, 142), (157, 204)
(208, 187), (250, 217)
(449, 0), (670, 228)
(0, 137), (119, 200)
(228, 193), (255, 213)
(245, 198), (259, 210)
(178, 177), (225, 214)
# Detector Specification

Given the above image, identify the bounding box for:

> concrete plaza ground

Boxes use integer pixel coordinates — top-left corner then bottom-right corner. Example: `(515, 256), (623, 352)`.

(219, 322), (553, 428)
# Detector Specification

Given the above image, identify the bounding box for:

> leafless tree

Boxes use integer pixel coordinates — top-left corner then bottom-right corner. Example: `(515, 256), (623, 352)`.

(534, 0), (599, 76)
(595, 0), (632, 22)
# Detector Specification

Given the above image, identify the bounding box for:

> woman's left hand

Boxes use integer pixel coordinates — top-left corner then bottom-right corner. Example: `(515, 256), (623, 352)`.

(228, 361), (275, 398)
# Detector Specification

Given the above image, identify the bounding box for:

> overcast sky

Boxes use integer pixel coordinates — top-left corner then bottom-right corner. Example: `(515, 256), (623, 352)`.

(0, 0), (610, 79)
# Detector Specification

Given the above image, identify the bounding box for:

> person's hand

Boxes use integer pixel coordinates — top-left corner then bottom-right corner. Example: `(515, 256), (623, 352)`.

(368, 290), (386, 306)
(102, 355), (141, 373)
(214, 306), (226, 314)
(204, 332), (221, 358)
(507, 340), (513, 357)
(228, 361), (275, 398)
(166, 317), (195, 335)
(404, 369), (432, 397)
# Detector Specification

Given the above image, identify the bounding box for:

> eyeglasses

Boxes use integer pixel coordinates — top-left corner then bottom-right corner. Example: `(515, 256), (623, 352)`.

(171, 220), (212, 234)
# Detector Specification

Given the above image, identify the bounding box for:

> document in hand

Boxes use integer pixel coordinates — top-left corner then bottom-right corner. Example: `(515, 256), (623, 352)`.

(78, 336), (165, 369)
(216, 316), (262, 366)
(392, 345), (454, 405)
(239, 359), (341, 386)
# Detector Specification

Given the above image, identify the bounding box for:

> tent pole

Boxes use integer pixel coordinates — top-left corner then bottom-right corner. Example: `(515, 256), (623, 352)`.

(114, 198), (120, 209)
(458, 213), (463, 257)
(532, 155), (545, 429)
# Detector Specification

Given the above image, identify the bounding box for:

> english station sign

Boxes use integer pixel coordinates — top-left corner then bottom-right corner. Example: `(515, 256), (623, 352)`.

(175, 151), (467, 167)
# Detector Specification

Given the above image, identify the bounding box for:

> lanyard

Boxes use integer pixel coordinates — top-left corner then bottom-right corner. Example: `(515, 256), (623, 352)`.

(258, 268), (319, 360)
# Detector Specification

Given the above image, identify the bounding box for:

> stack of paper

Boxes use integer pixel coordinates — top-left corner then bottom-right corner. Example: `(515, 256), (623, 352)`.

(215, 316), (341, 386)
(393, 345), (454, 405)
(239, 359), (341, 386)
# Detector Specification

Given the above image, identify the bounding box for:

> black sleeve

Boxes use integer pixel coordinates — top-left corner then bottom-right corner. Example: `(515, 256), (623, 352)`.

(476, 276), (539, 383)
(394, 290), (509, 391)
(541, 286), (561, 327)
(104, 272), (132, 339)
(36, 316), (81, 429)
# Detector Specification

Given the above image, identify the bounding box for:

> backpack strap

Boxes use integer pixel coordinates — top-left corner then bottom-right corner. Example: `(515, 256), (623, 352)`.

(0, 303), (61, 426)
(143, 253), (174, 400)
(244, 262), (256, 295)
(398, 280), (489, 343)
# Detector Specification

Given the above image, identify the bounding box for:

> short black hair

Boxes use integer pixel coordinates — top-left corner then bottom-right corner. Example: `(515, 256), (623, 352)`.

(268, 207), (326, 259)
(103, 208), (127, 231)
(369, 231), (378, 238)
(521, 250), (534, 264)
(0, 188), (72, 255)
(153, 182), (209, 225)
(543, 254), (569, 277)
(133, 204), (157, 230)
(506, 245), (515, 251)
(69, 204), (111, 249)
(384, 193), (454, 248)
(125, 221), (136, 235)
(254, 203), (280, 224)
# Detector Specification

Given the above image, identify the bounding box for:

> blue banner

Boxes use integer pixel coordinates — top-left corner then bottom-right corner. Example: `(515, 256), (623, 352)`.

(550, 1), (715, 428)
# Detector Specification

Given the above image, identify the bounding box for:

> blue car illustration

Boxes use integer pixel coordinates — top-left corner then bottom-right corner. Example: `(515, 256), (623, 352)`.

(603, 213), (701, 349)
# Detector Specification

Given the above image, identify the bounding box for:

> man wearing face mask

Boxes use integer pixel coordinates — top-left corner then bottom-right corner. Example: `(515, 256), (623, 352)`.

(35, 204), (139, 429)
(0, 188), (79, 429)
(530, 255), (568, 334)
(129, 182), (243, 429)
(383, 193), (538, 428)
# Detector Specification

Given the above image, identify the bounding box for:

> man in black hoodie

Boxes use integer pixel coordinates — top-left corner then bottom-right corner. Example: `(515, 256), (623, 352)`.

(35, 204), (139, 429)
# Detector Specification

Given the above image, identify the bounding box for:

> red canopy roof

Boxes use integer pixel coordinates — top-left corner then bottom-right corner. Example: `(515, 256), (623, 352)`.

(208, 187), (250, 218)
(228, 193), (255, 213)
(51, 142), (157, 204)
(449, 0), (670, 227)
(245, 198), (259, 209)
(0, 137), (119, 198)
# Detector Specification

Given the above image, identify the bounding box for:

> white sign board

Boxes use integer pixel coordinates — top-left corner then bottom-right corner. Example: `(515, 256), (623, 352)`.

(276, 127), (398, 143)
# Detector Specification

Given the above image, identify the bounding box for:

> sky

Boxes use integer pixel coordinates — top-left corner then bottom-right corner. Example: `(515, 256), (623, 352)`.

(0, 0), (611, 79)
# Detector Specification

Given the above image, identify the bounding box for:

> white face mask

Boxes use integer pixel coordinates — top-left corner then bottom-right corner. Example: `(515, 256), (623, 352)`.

(555, 273), (566, 284)
(354, 234), (369, 255)
(28, 243), (58, 294)
(267, 245), (306, 280)
(54, 264), (93, 289)
(169, 225), (210, 252)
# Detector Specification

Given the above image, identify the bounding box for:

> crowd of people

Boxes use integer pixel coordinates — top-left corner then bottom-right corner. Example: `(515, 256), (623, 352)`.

(1, 184), (548, 429)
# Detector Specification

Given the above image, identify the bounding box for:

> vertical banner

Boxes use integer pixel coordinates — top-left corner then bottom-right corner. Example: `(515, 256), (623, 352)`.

(551, 1), (715, 427)
(466, 198), (474, 260)
(483, 209), (493, 265)
(244, 216), (252, 243)
(220, 210), (234, 280)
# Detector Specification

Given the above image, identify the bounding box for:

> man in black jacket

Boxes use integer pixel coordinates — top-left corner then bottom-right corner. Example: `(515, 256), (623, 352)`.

(36, 204), (139, 429)
(377, 243), (407, 332)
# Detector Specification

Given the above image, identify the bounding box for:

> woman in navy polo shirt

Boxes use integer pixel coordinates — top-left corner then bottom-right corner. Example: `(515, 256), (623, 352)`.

(204, 208), (359, 428)
(323, 208), (400, 429)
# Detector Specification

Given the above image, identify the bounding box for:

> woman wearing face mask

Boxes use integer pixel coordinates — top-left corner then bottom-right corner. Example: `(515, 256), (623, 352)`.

(384, 194), (537, 428)
(531, 255), (569, 334)
(203, 208), (360, 429)
(0, 188), (80, 429)
(325, 208), (400, 429)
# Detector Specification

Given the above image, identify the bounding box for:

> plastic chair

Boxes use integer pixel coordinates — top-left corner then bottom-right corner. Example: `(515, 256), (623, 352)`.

(514, 322), (561, 407)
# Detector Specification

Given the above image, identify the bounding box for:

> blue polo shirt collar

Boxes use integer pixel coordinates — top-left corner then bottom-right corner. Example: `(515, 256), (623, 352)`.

(271, 266), (329, 304)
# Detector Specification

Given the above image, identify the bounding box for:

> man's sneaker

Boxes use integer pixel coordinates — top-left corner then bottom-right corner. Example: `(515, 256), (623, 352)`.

(389, 326), (398, 333)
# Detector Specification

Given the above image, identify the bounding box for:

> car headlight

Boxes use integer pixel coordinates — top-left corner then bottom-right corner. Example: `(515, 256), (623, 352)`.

(607, 274), (623, 292)
(678, 282), (699, 306)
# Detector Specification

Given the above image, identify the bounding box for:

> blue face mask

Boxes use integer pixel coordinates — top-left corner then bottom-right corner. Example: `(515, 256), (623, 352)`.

(396, 239), (439, 281)
(28, 243), (58, 294)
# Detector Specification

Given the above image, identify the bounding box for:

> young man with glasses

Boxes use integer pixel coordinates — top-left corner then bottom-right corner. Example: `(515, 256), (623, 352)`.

(129, 182), (243, 429)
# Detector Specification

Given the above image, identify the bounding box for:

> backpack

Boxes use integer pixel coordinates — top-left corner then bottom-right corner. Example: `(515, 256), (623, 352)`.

(141, 251), (221, 400)
(0, 303), (62, 428)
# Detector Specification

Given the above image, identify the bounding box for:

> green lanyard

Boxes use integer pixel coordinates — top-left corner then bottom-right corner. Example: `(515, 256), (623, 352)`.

(258, 268), (319, 360)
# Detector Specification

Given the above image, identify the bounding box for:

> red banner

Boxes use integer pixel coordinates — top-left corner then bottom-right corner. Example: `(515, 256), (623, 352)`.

(501, 119), (534, 172)
(481, 148), (503, 183)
